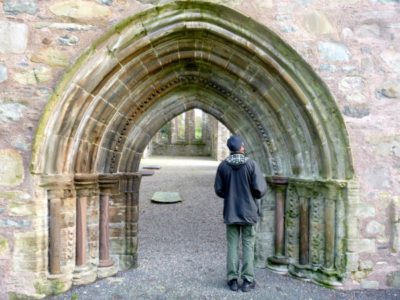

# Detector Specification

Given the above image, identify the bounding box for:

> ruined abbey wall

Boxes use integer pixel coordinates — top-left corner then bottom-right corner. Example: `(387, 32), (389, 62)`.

(0, 0), (399, 298)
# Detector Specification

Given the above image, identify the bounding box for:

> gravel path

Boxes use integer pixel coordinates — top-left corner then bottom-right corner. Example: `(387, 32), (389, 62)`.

(49, 156), (399, 300)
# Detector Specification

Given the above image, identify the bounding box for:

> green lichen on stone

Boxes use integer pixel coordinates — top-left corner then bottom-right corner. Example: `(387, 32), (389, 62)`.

(8, 292), (41, 300)
(34, 278), (65, 296)
(8, 201), (35, 216)
(31, 46), (95, 173)
(0, 149), (24, 186)
(0, 235), (8, 254)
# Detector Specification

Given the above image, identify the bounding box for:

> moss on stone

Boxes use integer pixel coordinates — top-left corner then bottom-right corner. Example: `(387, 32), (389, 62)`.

(34, 278), (66, 296)
(0, 236), (8, 254)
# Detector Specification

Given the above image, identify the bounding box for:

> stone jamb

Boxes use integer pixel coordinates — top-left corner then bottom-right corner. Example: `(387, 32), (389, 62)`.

(73, 174), (98, 285)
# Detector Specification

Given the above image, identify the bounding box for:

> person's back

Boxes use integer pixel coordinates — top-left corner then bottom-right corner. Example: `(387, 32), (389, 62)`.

(215, 154), (265, 225)
(214, 135), (267, 293)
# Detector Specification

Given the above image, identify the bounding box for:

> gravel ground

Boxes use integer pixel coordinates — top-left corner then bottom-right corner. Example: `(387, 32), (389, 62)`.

(49, 156), (400, 300)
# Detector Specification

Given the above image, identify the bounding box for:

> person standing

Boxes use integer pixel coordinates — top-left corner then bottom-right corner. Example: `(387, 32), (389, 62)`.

(214, 135), (267, 292)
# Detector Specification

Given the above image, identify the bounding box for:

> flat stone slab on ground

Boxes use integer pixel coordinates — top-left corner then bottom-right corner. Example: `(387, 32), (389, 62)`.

(142, 165), (161, 170)
(151, 192), (182, 203)
(139, 169), (155, 176)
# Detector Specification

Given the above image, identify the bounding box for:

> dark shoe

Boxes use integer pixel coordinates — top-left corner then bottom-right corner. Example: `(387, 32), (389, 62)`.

(228, 279), (239, 291)
(241, 279), (255, 292)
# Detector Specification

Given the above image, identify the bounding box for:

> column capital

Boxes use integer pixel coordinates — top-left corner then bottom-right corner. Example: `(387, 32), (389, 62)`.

(268, 176), (289, 190)
(98, 174), (120, 192)
(74, 174), (98, 196)
(40, 174), (74, 188)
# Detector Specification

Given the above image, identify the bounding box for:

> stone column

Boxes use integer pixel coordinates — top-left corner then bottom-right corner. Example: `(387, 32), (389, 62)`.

(201, 112), (208, 143)
(48, 189), (63, 275)
(267, 176), (290, 273)
(170, 117), (178, 144)
(324, 185), (337, 270)
(97, 174), (119, 278)
(41, 175), (75, 292)
(117, 173), (141, 270)
(299, 194), (310, 266)
(185, 109), (195, 144)
(73, 174), (98, 285)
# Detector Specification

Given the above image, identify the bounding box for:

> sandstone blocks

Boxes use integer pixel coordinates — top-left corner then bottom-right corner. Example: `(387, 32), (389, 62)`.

(0, 64), (7, 83)
(48, 1), (111, 20)
(318, 42), (350, 62)
(0, 21), (28, 54)
(0, 149), (24, 186)
(3, 0), (38, 15)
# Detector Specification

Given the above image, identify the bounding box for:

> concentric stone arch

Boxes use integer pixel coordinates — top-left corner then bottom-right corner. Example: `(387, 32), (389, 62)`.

(30, 1), (356, 294)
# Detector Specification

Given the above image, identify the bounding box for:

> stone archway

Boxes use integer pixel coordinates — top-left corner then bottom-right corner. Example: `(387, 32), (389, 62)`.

(30, 1), (355, 295)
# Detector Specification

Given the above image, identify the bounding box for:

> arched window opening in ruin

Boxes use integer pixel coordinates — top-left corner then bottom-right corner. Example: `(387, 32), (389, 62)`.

(177, 113), (186, 141)
(144, 109), (230, 159)
(194, 108), (203, 141)
(28, 2), (356, 296)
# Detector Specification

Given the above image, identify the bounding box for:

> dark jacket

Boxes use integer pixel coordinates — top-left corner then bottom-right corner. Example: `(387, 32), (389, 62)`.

(214, 154), (267, 225)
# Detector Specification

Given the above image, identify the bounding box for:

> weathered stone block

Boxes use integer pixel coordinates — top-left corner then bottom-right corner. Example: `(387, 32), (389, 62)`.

(347, 238), (376, 253)
(318, 42), (350, 61)
(352, 270), (369, 281)
(353, 203), (376, 218)
(380, 49), (400, 73)
(31, 48), (69, 67)
(0, 191), (31, 202)
(359, 260), (374, 271)
(0, 235), (9, 255)
(346, 252), (359, 272)
(0, 219), (31, 228)
(387, 271), (400, 288)
(391, 197), (400, 253)
(366, 221), (385, 236)
(14, 66), (52, 84)
(14, 232), (47, 254)
(3, 0), (38, 15)
(380, 80), (400, 99)
(345, 92), (367, 104)
(361, 280), (379, 289)
(342, 104), (369, 118)
(354, 24), (381, 39)
(57, 35), (79, 46)
(8, 202), (35, 216)
(0, 64), (7, 83)
(98, 0), (113, 5)
(0, 102), (26, 124)
(0, 21), (28, 54)
(364, 167), (391, 189)
(347, 217), (359, 238)
(49, 1), (111, 20)
(339, 76), (364, 92)
(0, 149), (24, 186)
(303, 11), (334, 35)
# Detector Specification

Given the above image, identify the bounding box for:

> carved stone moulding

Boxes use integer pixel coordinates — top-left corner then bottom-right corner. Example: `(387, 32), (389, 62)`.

(40, 174), (75, 277)
(288, 264), (343, 287)
(266, 176), (290, 274)
(73, 173), (99, 285)
(266, 177), (348, 287)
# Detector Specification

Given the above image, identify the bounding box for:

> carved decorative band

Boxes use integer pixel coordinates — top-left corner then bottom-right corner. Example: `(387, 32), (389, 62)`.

(268, 178), (347, 286)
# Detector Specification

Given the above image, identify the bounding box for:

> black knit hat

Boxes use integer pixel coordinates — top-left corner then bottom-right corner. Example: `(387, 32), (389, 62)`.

(227, 135), (244, 152)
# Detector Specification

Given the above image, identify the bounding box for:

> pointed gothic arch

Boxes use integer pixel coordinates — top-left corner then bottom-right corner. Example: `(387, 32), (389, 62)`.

(30, 1), (355, 295)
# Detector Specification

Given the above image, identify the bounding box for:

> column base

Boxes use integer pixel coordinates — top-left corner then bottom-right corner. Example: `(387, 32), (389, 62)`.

(73, 265), (97, 285)
(118, 254), (138, 271)
(97, 260), (118, 279)
(266, 256), (290, 274)
(39, 273), (73, 295)
(288, 264), (343, 287)
(288, 263), (313, 281)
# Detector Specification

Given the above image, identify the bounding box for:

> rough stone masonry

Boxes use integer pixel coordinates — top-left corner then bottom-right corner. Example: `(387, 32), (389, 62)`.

(0, 0), (399, 298)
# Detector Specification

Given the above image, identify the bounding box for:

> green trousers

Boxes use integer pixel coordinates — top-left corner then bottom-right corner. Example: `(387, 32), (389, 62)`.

(226, 224), (256, 282)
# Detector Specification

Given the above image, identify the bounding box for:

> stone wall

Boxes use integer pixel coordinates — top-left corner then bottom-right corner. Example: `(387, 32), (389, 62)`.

(0, 0), (399, 297)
